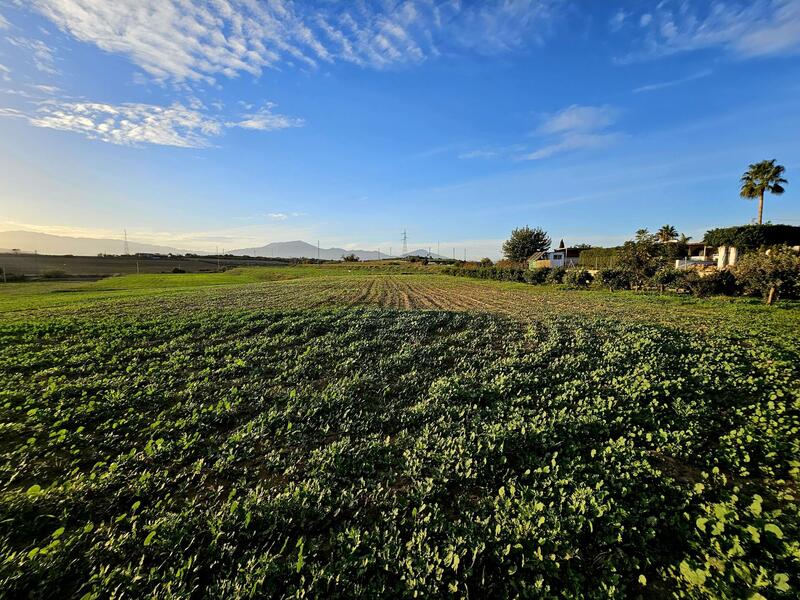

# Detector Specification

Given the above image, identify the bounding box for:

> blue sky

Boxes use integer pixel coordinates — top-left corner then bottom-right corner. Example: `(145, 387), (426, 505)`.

(1, 0), (799, 258)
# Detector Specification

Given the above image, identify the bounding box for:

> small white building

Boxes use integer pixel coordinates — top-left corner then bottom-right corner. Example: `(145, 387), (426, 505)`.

(528, 240), (582, 269)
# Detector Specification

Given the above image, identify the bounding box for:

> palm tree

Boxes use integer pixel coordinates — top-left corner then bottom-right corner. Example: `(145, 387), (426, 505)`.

(740, 160), (787, 225)
(657, 225), (678, 243)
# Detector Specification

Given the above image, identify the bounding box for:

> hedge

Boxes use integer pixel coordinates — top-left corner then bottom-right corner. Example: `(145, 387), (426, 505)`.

(704, 224), (800, 250)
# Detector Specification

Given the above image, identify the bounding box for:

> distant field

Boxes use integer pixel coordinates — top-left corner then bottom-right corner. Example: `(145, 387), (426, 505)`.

(0, 252), (294, 276)
(1, 266), (798, 597)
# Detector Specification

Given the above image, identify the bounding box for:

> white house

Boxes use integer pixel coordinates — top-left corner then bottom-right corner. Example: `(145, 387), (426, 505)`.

(528, 240), (582, 269)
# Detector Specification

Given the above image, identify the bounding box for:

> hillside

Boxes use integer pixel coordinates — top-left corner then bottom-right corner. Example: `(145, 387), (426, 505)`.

(0, 231), (193, 256)
(229, 240), (388, 261)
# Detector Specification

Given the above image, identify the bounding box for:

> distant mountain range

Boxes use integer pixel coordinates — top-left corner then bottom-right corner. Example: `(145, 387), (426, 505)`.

(0, 231), (192, 256)
(0, 231), (449, 261)
(229, 241), (447, 261)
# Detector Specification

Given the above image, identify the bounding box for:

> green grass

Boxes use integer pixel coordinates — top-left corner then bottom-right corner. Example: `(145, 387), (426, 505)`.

(0, 265), (798, 597)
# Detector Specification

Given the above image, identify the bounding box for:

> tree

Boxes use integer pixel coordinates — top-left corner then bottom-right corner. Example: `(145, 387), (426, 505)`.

(740, 159), (787, 225)
(502, 227), (551, 263)
(342, 253), (360, 262)
(657, 225), (678, 243)
(734, 246), (800, 305)
(618, 230), (665, 287)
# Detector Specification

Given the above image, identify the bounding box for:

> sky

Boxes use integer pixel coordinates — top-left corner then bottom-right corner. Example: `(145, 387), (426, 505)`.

(0, 0), (799, 259)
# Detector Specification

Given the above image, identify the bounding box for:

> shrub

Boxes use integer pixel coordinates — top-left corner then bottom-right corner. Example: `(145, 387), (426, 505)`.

(546, 266), (567, 284)
(595, 268), (632, 291)
(734, 246), (800, 304)
(617, 232), (666, 287)
(171, 267), (186, 273)
(523, 268), (550, 285)
(682, 270), (739, 298)
(651, 268), (686, 292)
(342, 254), (360, 262)
(479, 257), (493, 267)
(563, 269), (593, 288)
(42, 269), (67, 279)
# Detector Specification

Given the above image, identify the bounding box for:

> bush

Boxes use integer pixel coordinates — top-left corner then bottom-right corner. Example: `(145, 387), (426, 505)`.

(342, 254), (361, 262)
(42, 269), (67, 279)
(563, 269), (593, 288)
(651, 268), (686, 292)
(682, 270), (739, 298)
(595, 268), (632, 291)
(546, 266), (567, 284)
(171, 267), (186, 274)
(734, 246), (800, 304)
(523, 268), (550, 284)
(479, 257), (493, 267)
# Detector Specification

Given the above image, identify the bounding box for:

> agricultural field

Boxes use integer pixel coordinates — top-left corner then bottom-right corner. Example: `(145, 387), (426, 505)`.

(0, 252), (293, 277)
(1, 266), (798, 598)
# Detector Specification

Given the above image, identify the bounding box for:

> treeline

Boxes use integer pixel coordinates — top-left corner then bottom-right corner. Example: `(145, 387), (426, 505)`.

(445, 245), (800, 305)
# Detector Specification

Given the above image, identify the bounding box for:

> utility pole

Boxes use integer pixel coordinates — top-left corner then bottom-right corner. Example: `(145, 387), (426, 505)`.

(389, 247), (392, 257)
(452, 248), (455, 260)
(216, 246), (220, 271)
(317, 240), (320, 261)
(401, 229), (408, 255)
(464, 248), (467, 261)
(1, 264), (5, 283)
(136, 260), (140, 274)
(437, 241), (440, 258)
(123, 229), (130, 255)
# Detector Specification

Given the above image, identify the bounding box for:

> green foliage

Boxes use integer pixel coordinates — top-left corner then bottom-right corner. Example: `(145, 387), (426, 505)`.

(657, 224), (679, 242)
(342, 254), (361, 262)
(0, 303), (797, 597)
(563, 269), (593, 288)
(651, 267), (686, 291)
(735, 246), (800, 303)
(594, 267), (633, 291)
(502, 226), (551, 263)
(704, 224), (800, 250)
(618, 232), (666, 287)
(577, 247), (621, 269)
(546, 266), (567, 284)
(682, 270), (739, 298)
(740, 159), (788, 224)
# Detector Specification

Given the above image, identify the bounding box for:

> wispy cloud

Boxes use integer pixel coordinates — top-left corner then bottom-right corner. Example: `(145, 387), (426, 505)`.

(520, 104), (623, 160)
(266, 212), (305, 221)
(28, 0), (564, 83)
(633, 69), (713, 93)
(537, 104), (618, 135)
(228, 102), (305, 131)
(521, 132), (623, 160)
(0, 11), (9, 29)
(609, 10), (629, 32)
(0, 99), (304, 148)
(0, 64), (10, 82)
(7, 36), (58, 74)
(616, 0), (800, 62)
(459, 149), (499, 160)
